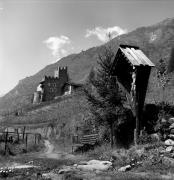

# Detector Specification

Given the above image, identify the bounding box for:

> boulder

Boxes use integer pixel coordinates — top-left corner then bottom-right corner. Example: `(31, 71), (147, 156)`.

(150, 133), (160, 141)
(162, 156), (174, 167)
(166, 146), (174, 153)
(168, 134), (174, 139)
(118, 165), (131, 172)
(169, 123), (174, 129)
(95, 170), (102, 174)
(58, 166), (74, 174)
(170, 129), (174, 134)
(165, 139), (174, 146)
(159, 146), (166, 154)
(170, 153), (174, 158)
(76, 160), (112, 171)
(161, 118), (167, 124)
(169, 117), (174, 124)
(87, 160), (111, 166)
(78, 161), (88, 165)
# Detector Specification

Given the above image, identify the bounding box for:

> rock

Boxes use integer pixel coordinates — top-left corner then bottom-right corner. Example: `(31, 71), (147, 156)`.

(161, 118), (167, 123)
(166, 146), (174, 153)
(76, 160), (112, 171)
(170, 153), (174, 158)
(87, 160), (111, 165)
(27, 161), (34, 165)
(165, 139), (174, 146)
(171, 129), (174, 134)
(169, 123), (174, 129)
(163, 134), (168, 140)
(58, 166), (74, 174)
(95, 170), (102, 174)
(137, 161), (142, 165)
(118, 165), (131, 172)
(159, 146), (165, 152)
(169, 117), (174, 124)
(78, 161), (88, 165)
(168, 134), (174, 139)
(150, 133), (160, 141)
(162, 156), (174, 167)
(160, 150), (166, 154)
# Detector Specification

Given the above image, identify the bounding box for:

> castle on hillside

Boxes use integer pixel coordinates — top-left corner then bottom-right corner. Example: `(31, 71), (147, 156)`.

(33, 66), (81, 104)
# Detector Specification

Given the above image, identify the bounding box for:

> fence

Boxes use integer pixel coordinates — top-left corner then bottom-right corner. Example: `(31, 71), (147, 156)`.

(0, 130), (42, 155)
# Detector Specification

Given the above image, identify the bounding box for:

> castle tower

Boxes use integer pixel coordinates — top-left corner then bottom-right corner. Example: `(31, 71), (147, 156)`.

(33, 91), (41, 104)
(54, 66), (68, 80)
(54, 68), (59, 78)
(59, 67), (68, 80)
(33, 66), (69, 103)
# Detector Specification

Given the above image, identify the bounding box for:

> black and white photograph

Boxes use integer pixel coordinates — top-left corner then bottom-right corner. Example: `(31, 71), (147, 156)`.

(0, 0), (174, 179)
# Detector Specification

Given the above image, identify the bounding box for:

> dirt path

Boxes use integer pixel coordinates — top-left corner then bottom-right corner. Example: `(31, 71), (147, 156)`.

(39, 139), (80, 160)
(44, 140), (54, 154)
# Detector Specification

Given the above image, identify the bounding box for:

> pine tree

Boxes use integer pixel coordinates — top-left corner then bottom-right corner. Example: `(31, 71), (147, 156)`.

(84, 47), (126, 148)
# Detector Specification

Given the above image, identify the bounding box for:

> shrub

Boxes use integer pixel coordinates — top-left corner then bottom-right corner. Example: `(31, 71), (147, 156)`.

(138, 132), (159, 145)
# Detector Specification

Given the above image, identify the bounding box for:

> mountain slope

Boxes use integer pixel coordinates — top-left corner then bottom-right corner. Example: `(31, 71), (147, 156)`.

(0, 18), (174, 112)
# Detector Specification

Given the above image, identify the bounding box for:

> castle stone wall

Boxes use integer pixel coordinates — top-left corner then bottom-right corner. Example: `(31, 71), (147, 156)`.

(42, 67), (69, 102)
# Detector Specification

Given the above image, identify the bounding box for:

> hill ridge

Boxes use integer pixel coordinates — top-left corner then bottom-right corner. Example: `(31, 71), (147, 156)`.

(0, 17), (174, 112)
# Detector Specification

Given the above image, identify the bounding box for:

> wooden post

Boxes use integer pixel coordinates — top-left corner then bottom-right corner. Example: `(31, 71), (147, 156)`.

(23, 126), (26, 140)
(140, 130), (143, 137)
(35, 134), (36, 144)
(4, 131), (8, 155)
(16, 128), (19, 142)
(110, 123), (114, 148)
(135, 104), (140, 143)
(38, 134), (41, 144)
(25, 133), (28, 151)
(134, 129), (137, 146)
(37, 134), (39, 144)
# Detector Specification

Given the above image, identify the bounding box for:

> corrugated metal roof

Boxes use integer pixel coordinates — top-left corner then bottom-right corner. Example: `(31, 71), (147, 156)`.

(119, 46), (155, 67)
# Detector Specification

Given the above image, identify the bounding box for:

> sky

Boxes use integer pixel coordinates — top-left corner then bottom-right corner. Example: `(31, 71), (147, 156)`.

(0, 0), (174, 95)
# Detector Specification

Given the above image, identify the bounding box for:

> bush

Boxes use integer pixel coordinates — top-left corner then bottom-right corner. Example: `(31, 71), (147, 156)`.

(85, 143), (113, 160)
(138, 132), (159, 145)
(27, 142), (44, 153)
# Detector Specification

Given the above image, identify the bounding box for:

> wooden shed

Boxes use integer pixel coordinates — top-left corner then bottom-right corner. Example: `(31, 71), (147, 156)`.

(111, 45), (155, 138)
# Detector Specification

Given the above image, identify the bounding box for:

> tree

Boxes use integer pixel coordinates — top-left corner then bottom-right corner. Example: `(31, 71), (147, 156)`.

(157, 59), (172, 103)
(155, 58), (174, 120)
(84, 47), (126, 148)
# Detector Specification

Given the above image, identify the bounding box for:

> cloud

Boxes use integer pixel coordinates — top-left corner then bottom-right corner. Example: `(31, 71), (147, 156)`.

(85, 26), (127, 42)
(44, 35), (71, 60)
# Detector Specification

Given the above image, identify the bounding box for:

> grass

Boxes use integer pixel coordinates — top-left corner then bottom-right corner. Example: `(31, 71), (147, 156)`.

(0, 139), (173, 180)
(0, 155), (76, 180)
(0, 134), (45, 156)
(82, 141), (174, 177)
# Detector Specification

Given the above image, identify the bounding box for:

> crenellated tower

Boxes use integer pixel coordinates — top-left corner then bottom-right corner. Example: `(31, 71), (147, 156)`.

(33, 66), (69, 103)
(54, 66), (68, 78)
